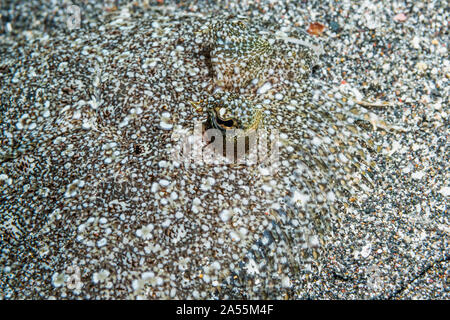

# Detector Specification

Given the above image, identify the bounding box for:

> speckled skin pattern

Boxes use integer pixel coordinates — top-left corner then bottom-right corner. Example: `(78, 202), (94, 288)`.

(1, 1), (448, 299)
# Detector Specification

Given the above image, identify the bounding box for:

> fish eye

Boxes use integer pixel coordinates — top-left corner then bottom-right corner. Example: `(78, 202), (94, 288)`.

(212, 108), (237, 130)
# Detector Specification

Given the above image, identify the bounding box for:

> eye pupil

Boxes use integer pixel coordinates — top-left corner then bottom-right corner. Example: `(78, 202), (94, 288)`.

(216, 117), (235, 128)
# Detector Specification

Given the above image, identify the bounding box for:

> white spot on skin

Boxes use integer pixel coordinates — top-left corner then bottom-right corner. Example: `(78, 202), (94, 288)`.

(142, 272), (155, 280)
(211, 261), (221, 270)
(338, 153), (349, 163)
(136, 224), (154, 240)
(82, 119), (92, 130)
(361, 243), (372, 258)
(259, 167), (270, 175)
(219, 209), (232, 222)
(311, 136), (322, 146)
(326, 191), (336, 202)
(151, 182), (160, 193)
(160, 121), (173, 130)
(64, 179), (84, 198)
(97, 238), (107, 247)
(257, 82), (272, 95)
(92, 270), (110, 284)
(132, 279), (143, 291)
(160, 112), (173, 130)
(159, 179), (170, 187)
(73, 111), (81, 120)
(239, 227), (248, 236)
(158, 160), (168, 168)
(292, 191), (310, 206)
(175, 211), (183, 219)
(200, 177), (216, 191)
(229, 231), (240, 242)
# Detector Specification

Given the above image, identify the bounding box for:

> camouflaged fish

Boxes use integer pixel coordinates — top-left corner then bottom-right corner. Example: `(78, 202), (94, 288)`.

(0, 8), (398, 299)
